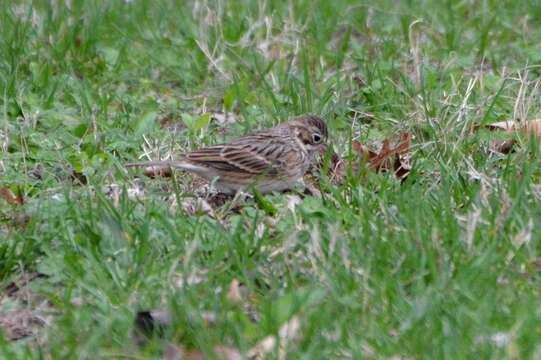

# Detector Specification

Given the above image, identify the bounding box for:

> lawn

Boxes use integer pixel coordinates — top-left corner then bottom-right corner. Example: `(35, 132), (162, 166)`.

(1, 0), (541, 358)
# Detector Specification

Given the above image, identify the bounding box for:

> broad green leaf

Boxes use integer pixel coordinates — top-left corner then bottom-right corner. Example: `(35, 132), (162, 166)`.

(193, 112), (211, 130)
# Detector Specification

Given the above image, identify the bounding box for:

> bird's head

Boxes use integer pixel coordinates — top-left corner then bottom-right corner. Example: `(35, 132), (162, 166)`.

(288, 115), (329, 159)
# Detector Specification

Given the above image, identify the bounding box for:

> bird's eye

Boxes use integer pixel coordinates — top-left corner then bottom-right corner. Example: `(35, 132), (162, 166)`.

(312, 133), (322, 144)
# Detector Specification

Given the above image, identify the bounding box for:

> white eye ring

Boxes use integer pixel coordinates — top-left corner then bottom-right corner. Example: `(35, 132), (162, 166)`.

(312, 133), (322, 144)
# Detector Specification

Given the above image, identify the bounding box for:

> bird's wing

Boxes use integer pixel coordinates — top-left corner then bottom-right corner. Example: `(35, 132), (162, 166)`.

(185, 135), (290, 176)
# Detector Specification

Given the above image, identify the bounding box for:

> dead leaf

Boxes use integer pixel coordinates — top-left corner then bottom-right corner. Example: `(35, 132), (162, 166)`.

(329, 132), (412, 183)
(367, 132), (411, 172)
(485, 119), (541, 136)
(481, 118), (541, 154)
(351, 140), (377, 161)
(0, 187), (24, 205)
(367, 138), (393, 171)
(489, 139), (516, 154)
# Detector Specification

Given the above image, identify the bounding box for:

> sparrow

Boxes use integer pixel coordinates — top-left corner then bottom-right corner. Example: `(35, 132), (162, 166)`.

(127, 115), (329, 194)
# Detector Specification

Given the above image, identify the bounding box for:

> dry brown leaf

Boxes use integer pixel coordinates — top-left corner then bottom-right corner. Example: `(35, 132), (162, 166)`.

(489, 139), (516, 154)
(351, 141), (377, 161)
(485, 119), (541, 136)
(367, 132), (411, 171)
(368, 138), (392, 170)
(481, 118), (541, 154)
(395, 132), (412, 153)
(0, 187), (24, 205)
(329, 132), (412, 183)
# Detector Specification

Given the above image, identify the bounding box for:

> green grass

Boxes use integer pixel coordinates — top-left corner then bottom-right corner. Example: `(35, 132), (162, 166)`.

(2, 0), (541, 358)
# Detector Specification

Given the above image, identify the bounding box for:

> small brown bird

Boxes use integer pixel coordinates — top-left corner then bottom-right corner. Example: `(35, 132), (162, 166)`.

(127, 115), (329, 194)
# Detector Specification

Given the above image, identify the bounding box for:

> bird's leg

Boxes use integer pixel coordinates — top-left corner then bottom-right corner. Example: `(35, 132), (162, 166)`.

(303, 181), (322, 198)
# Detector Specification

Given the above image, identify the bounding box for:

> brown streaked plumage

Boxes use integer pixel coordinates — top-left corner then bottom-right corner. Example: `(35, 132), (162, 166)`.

(127, 114), (329, 194)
